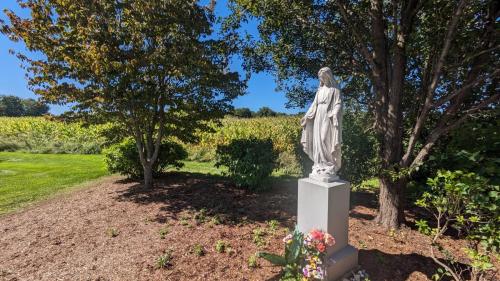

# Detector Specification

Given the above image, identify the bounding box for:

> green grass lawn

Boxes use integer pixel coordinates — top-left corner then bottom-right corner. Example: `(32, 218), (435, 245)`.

(0, 152), (285, 215)
(0, 152), (109, 214)
(0, 152), (224, 215)
(175, 161), (224, 175)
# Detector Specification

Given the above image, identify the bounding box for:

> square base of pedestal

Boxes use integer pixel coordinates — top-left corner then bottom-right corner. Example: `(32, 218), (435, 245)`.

(327, 245), (359, 281)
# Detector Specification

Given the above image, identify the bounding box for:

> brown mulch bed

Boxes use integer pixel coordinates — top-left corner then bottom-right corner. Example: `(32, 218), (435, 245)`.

(0, 173), (496, 281)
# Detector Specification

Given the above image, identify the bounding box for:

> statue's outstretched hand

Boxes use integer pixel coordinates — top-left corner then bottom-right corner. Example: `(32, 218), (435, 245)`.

(300, 117), (307, 127)
(331, 116), (338, 126)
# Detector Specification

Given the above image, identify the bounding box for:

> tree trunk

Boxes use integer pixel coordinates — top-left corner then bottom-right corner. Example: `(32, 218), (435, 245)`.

(143, 163), (153, 189)
(375, 177), (406, 229)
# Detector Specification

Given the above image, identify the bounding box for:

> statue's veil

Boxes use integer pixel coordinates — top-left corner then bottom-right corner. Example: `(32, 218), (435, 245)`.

(318, 67), (337, 88)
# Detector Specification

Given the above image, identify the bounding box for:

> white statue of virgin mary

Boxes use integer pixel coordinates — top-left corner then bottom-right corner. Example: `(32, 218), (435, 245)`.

(300, 67), (342, 181)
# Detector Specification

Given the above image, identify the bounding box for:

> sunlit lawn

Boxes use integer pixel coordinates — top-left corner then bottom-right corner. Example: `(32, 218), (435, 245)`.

(0, 152), (228, 214)
(0, 151), (295, 215)
(175, 160), (225, 175)
(0, 152), (109, 214)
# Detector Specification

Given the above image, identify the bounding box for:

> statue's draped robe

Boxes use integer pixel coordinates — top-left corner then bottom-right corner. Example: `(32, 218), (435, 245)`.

(301, 86), (342, 173)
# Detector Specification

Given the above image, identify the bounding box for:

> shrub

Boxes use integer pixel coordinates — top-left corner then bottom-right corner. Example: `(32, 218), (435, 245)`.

(215, 138), (277, 190)
(415, 170), (499, 281)
(185, 116), (303, 175)
(103, 138), (187, 178)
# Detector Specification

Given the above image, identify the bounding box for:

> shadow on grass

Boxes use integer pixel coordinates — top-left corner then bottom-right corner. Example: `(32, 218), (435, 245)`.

(114, 171), (298, 227)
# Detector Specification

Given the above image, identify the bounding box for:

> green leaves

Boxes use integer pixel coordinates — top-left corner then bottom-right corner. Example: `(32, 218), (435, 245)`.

(2, 0), (245, 185)
(417, 169), (499, 278)
(258, 228), (306, 280)
(415, 219), (431, 236)
(285, 229), (302, 264)
(215, 137), (278, 190)
(257, 252), (287, 266)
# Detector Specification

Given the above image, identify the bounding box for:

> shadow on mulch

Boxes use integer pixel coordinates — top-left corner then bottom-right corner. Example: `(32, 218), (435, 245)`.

(360, 249), (439, 280)
(113, 172), (474, 281)
(114, 172), (298, 227)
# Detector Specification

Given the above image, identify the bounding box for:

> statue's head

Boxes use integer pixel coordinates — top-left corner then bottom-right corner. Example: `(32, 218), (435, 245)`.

(318, 67), (336, 88)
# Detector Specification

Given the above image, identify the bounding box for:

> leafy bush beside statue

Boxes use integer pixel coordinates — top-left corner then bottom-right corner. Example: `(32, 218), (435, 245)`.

(104, 138), (187, 178)
(189, 113), (378, 183)
(415, 170), (499, 281)
(215, 138), (277, 190)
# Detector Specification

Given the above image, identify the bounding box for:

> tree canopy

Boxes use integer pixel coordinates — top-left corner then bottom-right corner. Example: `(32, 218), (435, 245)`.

(2, 0), (245, 187)
(229, 0), (499, 227)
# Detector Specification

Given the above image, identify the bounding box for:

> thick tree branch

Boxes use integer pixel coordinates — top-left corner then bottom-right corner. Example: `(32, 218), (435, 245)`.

(433, 69), (500, 108)
(402, 0), (467, 166)
(150, 95), (166, 165)
(410, 93), (500, 168)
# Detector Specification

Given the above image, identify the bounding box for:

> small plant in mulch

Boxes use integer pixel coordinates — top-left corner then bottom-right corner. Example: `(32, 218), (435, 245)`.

(342, 269), (370, 281)
(210, 215), (222, 226)
(194, 208), (208, 225)
(248, 253), (259, 269)
(155, 250), (173, 269)
(159, 227), (169, 239)
(266, 219), (280, 235)
(252, 227), (267, 247)
(358, 240), (368, 249)
(215, 240), (230, 253)
(192, 244), (206, 256)
(179, 215), (191, 227)
(106, 228), (119, 238)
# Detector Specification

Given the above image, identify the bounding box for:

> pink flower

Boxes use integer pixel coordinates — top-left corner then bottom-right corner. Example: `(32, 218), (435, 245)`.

(309, 229), (324, 241)
(324, 233), (335, 246)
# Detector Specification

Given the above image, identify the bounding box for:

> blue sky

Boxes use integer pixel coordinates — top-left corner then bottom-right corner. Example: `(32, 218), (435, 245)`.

(0, 0), (303, 115)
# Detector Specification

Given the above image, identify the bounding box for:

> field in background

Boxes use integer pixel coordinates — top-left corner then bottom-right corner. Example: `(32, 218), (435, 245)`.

(184, 116), (304, 176)
(0, 117), (115, 154)
(0, 116), (307, 176)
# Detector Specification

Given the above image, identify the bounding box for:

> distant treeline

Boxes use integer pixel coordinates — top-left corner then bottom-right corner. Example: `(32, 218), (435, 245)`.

(0, 95), (49, 117)
(231, 107), (303, 118)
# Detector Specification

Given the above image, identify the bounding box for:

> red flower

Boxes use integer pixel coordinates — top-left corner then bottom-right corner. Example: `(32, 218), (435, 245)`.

(316, 242), (326, 252)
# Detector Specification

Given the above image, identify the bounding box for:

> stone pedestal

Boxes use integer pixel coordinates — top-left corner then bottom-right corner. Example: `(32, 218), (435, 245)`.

(298, 178), (358, 281)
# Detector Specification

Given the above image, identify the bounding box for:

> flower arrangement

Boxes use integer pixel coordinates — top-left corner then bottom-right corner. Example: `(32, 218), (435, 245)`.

(259, 228), (335, 281)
